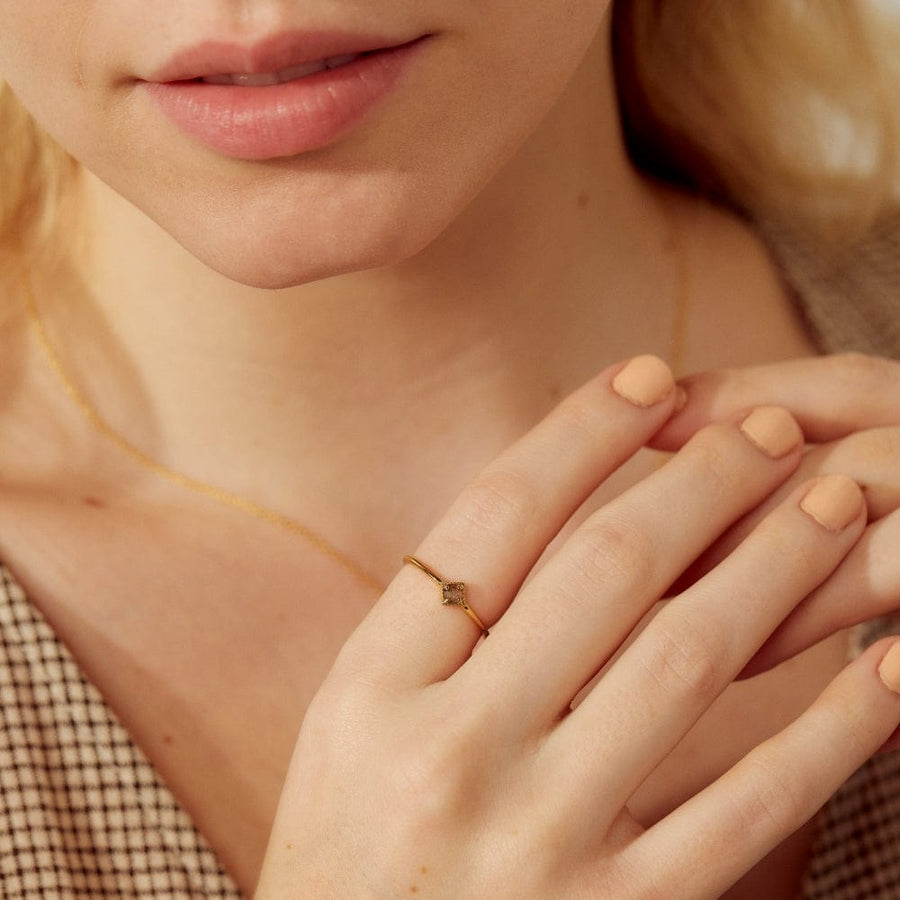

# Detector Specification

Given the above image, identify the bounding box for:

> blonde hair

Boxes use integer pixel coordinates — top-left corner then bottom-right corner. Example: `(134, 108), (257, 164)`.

(0, 82), (77, 276)
(612, 0), (900, 234)
(2, 1), (899, 265)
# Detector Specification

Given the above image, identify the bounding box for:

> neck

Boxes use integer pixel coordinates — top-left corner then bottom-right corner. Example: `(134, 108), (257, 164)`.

(30, 28), (683, 567)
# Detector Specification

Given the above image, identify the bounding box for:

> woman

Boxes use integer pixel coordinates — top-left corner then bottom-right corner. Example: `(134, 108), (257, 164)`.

(1, 1), (899, 897)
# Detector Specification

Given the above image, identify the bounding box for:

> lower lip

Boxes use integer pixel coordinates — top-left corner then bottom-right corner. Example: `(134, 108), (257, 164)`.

(144, 39), (424, 160)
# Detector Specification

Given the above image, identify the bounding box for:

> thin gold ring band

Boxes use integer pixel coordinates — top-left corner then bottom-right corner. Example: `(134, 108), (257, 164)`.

(402, 556), (490, 637)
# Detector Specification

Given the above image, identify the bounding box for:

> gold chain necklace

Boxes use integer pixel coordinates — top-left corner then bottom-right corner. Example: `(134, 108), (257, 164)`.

(21, 190), (689, 598)
(23, 280), (386, 593)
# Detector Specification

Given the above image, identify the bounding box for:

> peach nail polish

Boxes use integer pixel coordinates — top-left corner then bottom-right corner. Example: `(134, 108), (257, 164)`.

(612, 356), (675, 408)
(739, 407), (802, 459)
(879, 643), (900, 694)
(800, 474), (864, 532)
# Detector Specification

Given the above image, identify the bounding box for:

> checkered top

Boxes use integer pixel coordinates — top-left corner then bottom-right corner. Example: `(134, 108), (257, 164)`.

(800, 753), (900, 899)
(1, 563), (900, 898)
(0, 566), (242, 898)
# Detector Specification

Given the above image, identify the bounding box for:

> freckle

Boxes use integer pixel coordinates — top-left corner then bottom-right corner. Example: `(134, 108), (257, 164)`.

(420, 867), (427, 875)
(83, 496), (105, 509)
(410, 886), (418, 894)
(577, 191), (590, 209)
(286, 842), (294, 851)
(162, 734), (173, 745)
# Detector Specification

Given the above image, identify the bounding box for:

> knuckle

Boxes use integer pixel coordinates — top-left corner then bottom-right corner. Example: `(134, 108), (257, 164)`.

(813, 685), (879, 758)
(684, 425), (742, 496)
(568, 517), (654, 597)
(640, 609), (727, 703)
(845, 426), (900, 466)
(556, 393), (611, 444)
(759, 513), (822, 579)
(832, 351), (885, 390)
(824, 353), (900, 426)
(871, 426), (900, 461)
(739, 754), (805, 835)
(458, 466), (539, 537)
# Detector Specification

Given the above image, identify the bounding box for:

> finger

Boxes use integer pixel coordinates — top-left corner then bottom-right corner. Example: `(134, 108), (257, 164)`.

(652, 354), (900, 450)
(814, 426), (900, 520)
(667, 428), (900, 598)
(746, 508), (900, 676)
(622, 639), (900, 900)
(345, 356), (680, 686)
(457, 406), (805, 730)
(543, 475), (865, 830)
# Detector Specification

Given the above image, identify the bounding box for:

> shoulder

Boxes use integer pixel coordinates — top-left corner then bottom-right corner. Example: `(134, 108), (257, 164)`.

(679, 194), (785, 299)
(669, 192), (820, 368)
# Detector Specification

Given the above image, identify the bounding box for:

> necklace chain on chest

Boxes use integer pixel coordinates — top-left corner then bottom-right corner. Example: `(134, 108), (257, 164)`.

(20, 192), (690, 597)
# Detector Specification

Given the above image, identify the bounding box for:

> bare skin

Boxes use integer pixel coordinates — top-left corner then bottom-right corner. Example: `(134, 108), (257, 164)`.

(1, 2), (898, 897)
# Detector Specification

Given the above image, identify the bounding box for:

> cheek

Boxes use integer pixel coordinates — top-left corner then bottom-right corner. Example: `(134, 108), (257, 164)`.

(0, 2), (96, 108)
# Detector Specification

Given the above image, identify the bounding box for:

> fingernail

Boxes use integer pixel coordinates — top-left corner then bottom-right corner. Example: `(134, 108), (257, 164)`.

(612, 355), (675, 407)
(739, 407), (802, 459)
(800, 474), (864, 532)
(879, 643), (900, 694)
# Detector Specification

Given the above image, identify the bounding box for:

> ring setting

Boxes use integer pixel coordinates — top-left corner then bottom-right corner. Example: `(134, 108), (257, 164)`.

(402, 556), (490, 637)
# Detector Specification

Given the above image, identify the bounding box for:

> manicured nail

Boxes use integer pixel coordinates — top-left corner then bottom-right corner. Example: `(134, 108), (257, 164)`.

(879, 643), (900, 694)
(800, 474), (864, 532)
(612, 355), (675, 407)
(739, 406), (802, 459)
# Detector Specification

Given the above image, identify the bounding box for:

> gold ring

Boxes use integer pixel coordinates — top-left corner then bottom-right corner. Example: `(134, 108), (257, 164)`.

(402, 556), (489, 637)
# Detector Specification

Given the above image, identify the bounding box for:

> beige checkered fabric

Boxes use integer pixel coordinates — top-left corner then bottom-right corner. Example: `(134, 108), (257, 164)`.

(800, 754), (900, 899)
(761, 214), (900, 361)
(0, 567), (242, 898)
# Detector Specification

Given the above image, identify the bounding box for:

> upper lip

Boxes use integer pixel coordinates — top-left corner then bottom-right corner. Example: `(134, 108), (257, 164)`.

(146, 29), (416, 82)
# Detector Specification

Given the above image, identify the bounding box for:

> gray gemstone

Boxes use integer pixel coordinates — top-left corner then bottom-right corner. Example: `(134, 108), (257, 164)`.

(441, 582), (467, 607)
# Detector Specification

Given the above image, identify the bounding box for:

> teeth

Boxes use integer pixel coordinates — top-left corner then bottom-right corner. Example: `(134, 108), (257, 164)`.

(231, 71), (283, 86)
(325, 53), (359, 69)
(270, 60), (327, 82)
(201, 73), (239, 85)
(200, 53), (361, 85)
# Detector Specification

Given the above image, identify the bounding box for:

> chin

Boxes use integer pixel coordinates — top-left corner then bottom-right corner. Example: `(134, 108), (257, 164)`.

(136, 165), (460, 289)
(176, 216), (435, 289)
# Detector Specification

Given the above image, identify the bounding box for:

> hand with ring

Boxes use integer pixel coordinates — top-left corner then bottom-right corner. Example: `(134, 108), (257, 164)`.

(255, 355), (900, 899)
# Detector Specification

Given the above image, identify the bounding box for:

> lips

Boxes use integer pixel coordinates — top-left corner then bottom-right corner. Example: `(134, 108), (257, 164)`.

(143, 31), (428, 160)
